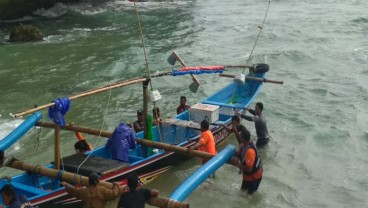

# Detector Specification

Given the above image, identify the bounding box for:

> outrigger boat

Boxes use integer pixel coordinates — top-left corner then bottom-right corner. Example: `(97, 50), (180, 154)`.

(0, 60), (283, 208)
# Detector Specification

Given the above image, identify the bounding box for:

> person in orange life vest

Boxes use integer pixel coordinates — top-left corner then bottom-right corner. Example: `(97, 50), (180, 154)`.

(189, 120), (217, 164)
(176, 96), (190, 114)
(74, 132), (93, 154)
(236, 130), (262, 194)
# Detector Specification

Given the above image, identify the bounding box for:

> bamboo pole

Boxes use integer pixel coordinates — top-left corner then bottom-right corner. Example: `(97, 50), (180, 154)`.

(143, 79), (150, 141)
(11, 77), (147, 118)
(11, 71), (175, 118)
(54, 125), (60, 170)
(219, 73), (284, 84)
(6, 160), (188, 208)
(136, 139), (239, 166)
(35, 121), (239, 165)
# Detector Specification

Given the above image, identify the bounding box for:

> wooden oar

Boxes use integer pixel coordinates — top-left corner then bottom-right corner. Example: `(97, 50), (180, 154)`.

(219, 73), (284, 84)
(35, 121), (239, 166)
(6, 159), (188, 208)
(168, 51), (200, 93)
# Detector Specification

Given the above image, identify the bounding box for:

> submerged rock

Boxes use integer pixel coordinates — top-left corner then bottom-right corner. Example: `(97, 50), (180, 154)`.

(9, 24), (43, 42)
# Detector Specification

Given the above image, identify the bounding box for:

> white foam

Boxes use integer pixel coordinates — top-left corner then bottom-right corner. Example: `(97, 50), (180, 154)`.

(0, 118), (23, 141)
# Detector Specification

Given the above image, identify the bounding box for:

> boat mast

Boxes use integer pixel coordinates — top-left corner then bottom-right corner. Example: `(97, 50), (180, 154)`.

(143, 78), (150, 140)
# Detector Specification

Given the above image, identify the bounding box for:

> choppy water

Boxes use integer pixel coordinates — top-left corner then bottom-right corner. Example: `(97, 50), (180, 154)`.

(1, 0), (367, 207)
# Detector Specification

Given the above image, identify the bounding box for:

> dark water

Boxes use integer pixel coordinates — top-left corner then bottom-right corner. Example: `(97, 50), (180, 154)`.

(1, 0), (367, 207)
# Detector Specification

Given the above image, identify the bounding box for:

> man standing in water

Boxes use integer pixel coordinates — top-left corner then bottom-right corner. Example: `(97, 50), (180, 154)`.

(238, 102), (269, 148)
(237, 131), (262, 194)
(189, 120), (217, 164)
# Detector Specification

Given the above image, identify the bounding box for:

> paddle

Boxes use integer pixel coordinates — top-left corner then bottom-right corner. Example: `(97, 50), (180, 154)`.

(167, 51), (200, 93)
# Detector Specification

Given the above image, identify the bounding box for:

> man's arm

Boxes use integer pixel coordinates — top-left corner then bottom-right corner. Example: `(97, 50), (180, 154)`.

(244, 107), (256, 115)
(61, 182), (83, 199)
(100, 183), (125, 200)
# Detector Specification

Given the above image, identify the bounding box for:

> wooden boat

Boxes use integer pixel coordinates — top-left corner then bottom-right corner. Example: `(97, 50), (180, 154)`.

(0, 68), (271, 207)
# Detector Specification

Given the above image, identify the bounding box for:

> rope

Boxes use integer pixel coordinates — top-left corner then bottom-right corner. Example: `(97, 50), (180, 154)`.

(242, 0), (271, 74)
(76, 85), (114, 174)
(133, 1), (163, 143)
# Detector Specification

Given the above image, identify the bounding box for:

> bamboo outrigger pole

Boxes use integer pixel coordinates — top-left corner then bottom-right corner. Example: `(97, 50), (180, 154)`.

(219, 73), (284, 84)
(6, 160), (189, 208)
(10, 71), (173, 119)
(35, 121), (239, 166)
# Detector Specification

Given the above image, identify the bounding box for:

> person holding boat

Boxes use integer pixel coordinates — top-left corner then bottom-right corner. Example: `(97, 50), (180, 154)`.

(238, 102), (270, 148)
(176, 96), (190, 114)
(237, 131), (263, 194)
(222, 115), (251, 145)
(189, 120), (217, 164)
(61, 172), (126, 208)
(117, 173), (159, 208)
(133, 110), (144, 132)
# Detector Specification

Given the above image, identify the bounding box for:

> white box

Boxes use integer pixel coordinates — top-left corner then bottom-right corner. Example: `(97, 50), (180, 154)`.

(189, 103), (220, 123)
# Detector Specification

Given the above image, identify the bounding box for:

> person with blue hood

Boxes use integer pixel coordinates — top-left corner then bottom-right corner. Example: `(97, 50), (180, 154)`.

(105, 123), (136, 163)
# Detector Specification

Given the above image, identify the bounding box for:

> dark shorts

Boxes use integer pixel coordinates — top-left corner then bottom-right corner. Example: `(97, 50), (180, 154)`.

(256, 137), (269, 148)
(241, 177), (262, 194)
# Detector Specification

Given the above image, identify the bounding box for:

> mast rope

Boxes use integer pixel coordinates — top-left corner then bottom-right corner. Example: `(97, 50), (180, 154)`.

(242, 0), (271, 74)
(133, 1), (163, 143)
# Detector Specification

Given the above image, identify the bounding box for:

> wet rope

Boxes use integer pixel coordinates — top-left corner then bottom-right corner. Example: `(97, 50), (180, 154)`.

(242, 0), (271, 74)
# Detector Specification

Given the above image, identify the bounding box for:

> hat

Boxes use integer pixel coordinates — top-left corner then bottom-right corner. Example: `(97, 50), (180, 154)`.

(88, 172), (100, 185)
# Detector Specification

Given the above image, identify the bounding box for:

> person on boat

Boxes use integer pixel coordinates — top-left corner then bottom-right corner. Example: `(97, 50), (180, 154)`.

(105, 123), (136, 163)
(238, 102), (269, 148)
(189, 120), (217, 164)
(236, 131), (263, 194)
(75, 132), (93, 151)
(176, 96), (190, 114)
(133, 110), (144, 133)
(117, 173), (159, 208)
(61, 172), (126, 208)
(152, 107), (162, 126)
(222, 115), (250, 145)
(0, 184), (33, 208)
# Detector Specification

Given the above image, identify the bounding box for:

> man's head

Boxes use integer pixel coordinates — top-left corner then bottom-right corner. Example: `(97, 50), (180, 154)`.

(137, 110), (143, 121)
(231, 115), (240, 127)
(74, 141), (88, 154)
(200, 120), (210, 131)
(88, 172), (100, 186)
(180, 96), (187, 106)
(1, 184), (16, 205)
(239, 129), (251, 144)
(127, 173), (139, 190)
(255, 102), (263, 115)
